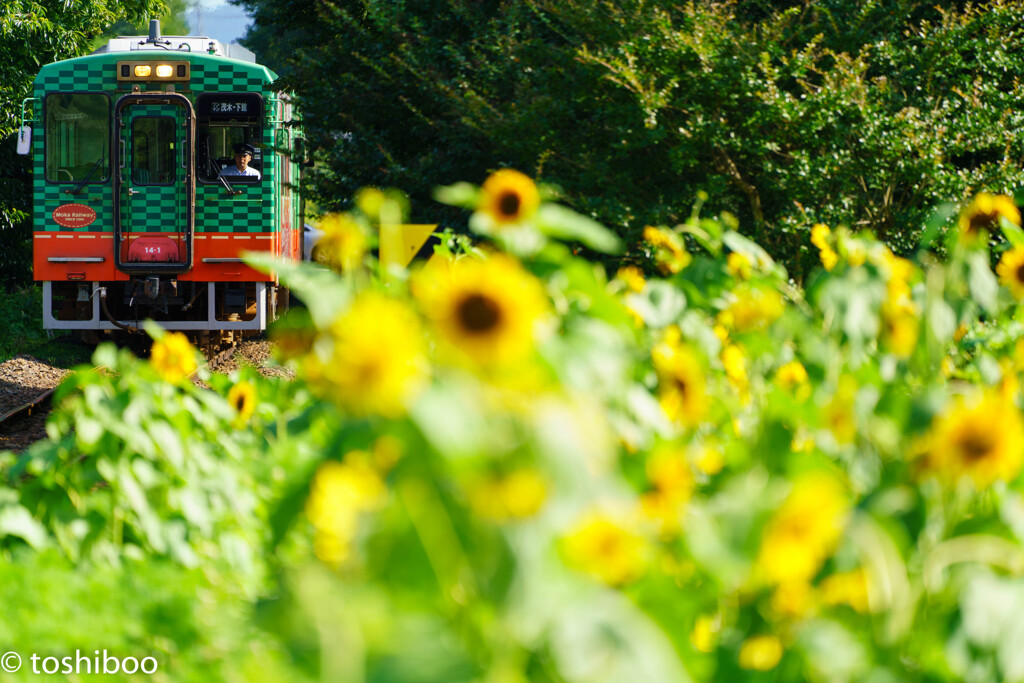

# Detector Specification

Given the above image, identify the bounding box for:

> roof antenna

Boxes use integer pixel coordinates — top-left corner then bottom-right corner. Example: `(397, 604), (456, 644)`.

(147, 19), (169, 45)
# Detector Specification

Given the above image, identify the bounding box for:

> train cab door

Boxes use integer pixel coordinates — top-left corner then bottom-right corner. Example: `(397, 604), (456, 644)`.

(113, 93), (195, 274)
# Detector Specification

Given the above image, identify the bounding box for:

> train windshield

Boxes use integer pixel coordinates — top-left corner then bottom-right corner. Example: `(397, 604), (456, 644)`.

(195, 93), (263, 183)
(44, 93), (110, 184)
(197, 124), (263, 183)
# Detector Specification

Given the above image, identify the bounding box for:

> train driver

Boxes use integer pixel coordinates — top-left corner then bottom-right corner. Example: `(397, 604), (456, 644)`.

(220, 142), (261, 179)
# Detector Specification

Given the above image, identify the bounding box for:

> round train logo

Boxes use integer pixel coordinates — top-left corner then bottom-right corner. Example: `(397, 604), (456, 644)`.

(52, 203), (97, 229)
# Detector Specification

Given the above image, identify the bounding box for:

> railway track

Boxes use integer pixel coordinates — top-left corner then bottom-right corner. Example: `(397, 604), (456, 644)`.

(0, 385), (58, 427)
(0, 340), (258, 452)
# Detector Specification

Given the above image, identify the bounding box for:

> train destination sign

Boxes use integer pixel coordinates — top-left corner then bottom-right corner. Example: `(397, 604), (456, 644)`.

(52, 203), (97, 229)
(211, 101), (248, 114)
(198, 93), (262, 121)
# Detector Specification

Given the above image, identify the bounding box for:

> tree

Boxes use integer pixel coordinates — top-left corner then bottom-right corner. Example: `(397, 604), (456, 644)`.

(234, 0), (1024, 279)
(90, 0), (194, 52)
(0, 0), (167, 286)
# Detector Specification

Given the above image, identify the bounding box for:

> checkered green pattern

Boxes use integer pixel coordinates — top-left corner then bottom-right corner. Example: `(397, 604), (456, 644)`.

(197, 194), (274, 232)
(32, 52), (285, 237)
(190, 57), (277, 234)
(33, 57), (114, 232)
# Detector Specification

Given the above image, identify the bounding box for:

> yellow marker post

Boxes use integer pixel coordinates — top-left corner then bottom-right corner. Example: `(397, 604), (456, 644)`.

(379, 224), (438, 269)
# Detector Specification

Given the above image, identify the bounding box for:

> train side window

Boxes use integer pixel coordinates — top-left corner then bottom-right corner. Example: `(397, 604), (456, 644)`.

(44, 93), (110, 184)
(131, 116), (176, 185)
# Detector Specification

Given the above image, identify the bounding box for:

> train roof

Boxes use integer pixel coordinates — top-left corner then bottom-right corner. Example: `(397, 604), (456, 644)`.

(34, 50), (277, 89)
(92, 35), (257, 64)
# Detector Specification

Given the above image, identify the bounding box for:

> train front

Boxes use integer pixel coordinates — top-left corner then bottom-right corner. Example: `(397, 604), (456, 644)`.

(25, 21), (303, 343)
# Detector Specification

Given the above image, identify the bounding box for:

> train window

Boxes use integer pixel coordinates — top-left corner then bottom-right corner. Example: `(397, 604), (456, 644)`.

(131, 117), (176, 185)
(44, 93), (110, 184)
(196, 93), (263, 184)
(196, 125), (263, 183)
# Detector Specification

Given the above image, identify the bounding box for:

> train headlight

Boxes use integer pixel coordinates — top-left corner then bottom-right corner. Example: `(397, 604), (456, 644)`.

(118, 61), (191, 82)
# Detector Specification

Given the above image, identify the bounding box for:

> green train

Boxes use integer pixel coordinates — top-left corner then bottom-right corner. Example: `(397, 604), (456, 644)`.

(18, 20), (305, 342)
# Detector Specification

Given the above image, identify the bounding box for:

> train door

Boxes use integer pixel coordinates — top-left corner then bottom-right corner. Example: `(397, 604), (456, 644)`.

(113, 93), (195, 274)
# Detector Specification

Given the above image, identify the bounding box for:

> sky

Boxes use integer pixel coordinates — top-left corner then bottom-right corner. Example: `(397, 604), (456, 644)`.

(187, 0), (252, 45)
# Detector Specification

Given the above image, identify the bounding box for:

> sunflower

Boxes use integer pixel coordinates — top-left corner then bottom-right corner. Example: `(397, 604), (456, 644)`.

(923, 391), (1024, 486)
(306, 456), (387, 566)
(414, 254), (548, 366)
(639, 444), (695, 534)
(756, 472), (849, 585)
(322, 293), (428, 416)
(690, 615), (720, 653)
(824, 376), (858, 445)
(467, 468), (548, 521)
(643, 226), (691, 274)
(614, 265), (647, 292)
(314, 213), (368, 270)
(227, 381), (257, 423)
(562, 512), (648, 586)
(998, 247), (1024, 300)
(820, 569), (871, 614)
(721, 343), (749, 399)
(652, 334), (707, 427)
(958, 192), (1021, 244)
(150, 332), (198, 384)
(771, 581), (814, 618)
(881, 299), (919, 359)
(717, 284), (785, 333)
(726, 251), (753, 280)
(882, 250), (915, 302)
(738, 635), (784, 671)
(810, 223), (839, 271)
(478, 169), (540, 226)
(775, 360), (808, 389)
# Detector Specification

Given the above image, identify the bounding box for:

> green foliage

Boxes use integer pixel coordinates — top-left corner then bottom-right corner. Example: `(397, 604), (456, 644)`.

(0, 134), (32, 287)
(0, 548), (302, 682)
(237, 0), (1024, 277)
(0, 285), (92, 364)
(89, 0), (195, 52)
(0, 0), (167, 136)
(0, 0), (169, 288)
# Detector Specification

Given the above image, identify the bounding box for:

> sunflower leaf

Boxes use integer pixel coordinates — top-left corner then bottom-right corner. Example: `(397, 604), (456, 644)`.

(434, 182), (480, 209)
(1001, 218), (1024, 249)
(919, 202), (957, 250)
(244, 252), (351, 327)
(968, 250), (999, 314)
(0, 504), (49, 550)
(536, 204), (622, 254)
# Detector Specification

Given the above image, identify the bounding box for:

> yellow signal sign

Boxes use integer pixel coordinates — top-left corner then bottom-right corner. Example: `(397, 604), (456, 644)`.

(380, 224), (437, 268)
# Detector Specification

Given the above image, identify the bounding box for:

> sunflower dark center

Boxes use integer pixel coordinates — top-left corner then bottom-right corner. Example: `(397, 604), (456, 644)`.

(1015, 263), (1024, 284)
(357, 358), (383, 384)
(498, 191), (522, 218)
(959, 429), (995, 462)
(233, 394), (247, 411)
(673, 376), (689, 399)
(968, 210), (997, 235)
(457, 293), (502, 333)
(596, 529), (623, 557)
